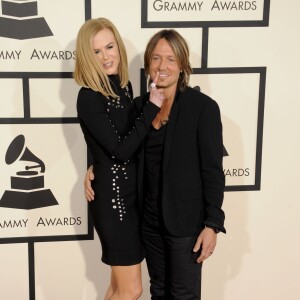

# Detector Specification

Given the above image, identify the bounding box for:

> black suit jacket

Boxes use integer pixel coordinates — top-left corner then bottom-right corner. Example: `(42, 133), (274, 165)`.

(136, 87), (225, 237)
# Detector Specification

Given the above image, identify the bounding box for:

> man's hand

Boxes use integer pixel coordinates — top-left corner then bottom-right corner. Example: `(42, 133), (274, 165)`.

(193, 227), (217, 263)
(84, 165), (95, 201)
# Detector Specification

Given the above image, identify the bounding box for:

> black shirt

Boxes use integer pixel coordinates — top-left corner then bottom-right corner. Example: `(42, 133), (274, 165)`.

(143, 124), (167, 230)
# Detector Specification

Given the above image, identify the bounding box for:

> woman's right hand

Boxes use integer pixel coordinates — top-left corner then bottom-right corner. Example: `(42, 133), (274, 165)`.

(84, 165), (95, 201)
(149, 72), (165, 108)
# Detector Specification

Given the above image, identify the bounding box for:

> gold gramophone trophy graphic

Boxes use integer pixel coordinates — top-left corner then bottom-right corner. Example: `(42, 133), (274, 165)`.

(0, 134), (58, 209)
(0, 0), (53, 39)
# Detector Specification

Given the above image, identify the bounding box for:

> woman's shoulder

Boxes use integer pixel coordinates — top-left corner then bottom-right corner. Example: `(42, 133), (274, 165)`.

(77, 87), (106, 112)
(78, 87), (107, 100)
(78, 86), (98, 97)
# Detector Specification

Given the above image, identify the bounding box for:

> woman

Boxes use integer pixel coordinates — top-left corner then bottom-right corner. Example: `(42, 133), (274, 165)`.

(74, 18), (164, 300)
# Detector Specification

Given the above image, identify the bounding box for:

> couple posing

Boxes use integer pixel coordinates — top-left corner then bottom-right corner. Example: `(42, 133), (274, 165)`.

(75, 17), (225, 300)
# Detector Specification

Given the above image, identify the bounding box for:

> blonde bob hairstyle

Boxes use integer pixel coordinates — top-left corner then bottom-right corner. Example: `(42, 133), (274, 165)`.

(74, 17), (129, 99)
(144, 29), (192, 92)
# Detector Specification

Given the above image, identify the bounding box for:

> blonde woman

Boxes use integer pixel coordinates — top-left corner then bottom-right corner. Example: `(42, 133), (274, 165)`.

(74, 18), (163, 300)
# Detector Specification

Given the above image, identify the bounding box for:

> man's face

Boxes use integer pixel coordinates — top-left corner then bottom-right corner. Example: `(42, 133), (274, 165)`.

(149, 38), (181, 94)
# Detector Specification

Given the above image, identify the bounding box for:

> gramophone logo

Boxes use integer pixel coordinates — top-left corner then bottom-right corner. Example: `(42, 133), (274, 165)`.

(0, 134), (58, 209)
(0, 0), (53, 39)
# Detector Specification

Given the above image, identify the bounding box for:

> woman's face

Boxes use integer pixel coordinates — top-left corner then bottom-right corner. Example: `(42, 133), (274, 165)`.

(92, 28), (120, 75)
(149, 38), (181, 94)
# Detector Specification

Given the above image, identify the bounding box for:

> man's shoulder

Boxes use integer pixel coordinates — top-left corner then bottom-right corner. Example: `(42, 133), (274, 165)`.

(181, 86), (216, 107)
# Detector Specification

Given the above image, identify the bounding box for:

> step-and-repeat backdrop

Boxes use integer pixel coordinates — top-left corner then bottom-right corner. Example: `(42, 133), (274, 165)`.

(1, 1), (299, 300)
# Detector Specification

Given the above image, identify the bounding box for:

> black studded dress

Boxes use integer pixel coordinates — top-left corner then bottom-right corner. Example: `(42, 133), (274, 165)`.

(77, 75), (160, 265)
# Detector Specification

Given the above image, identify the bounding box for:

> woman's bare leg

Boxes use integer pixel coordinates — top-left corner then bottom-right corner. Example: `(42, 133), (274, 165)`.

(108, 263), (142, 300)
(104, 271), (117, 300)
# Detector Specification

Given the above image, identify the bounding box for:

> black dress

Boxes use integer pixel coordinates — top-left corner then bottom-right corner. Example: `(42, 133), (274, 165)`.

(77, 75), (160, 265)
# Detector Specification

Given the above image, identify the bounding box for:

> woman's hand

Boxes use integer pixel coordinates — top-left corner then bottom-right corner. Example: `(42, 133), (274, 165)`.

(149, 72), (165, 108)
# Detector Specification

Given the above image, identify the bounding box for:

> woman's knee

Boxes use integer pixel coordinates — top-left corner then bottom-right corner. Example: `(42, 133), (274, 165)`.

(110, 264), (142, 299)
(113, 285), (143, 300)
(124, 284), (143, 299)
(134, 285), (143, 299)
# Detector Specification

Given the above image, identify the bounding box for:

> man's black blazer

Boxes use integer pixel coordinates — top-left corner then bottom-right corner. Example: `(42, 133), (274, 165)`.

(136, 86), (226, 237)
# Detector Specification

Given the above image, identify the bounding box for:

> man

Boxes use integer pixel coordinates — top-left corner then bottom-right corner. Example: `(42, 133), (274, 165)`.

(85, 29), (225, 300)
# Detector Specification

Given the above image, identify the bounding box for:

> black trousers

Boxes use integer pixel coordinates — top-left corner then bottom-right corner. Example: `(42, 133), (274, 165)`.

(142, 229), (202, 300)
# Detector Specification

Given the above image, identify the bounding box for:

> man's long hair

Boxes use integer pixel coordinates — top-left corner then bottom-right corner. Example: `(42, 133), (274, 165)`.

(144, 29), (192, 91)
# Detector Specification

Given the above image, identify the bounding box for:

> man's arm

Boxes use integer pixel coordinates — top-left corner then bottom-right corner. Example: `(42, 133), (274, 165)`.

(194, 98), (226, 262)
(193, 227), (217, 263)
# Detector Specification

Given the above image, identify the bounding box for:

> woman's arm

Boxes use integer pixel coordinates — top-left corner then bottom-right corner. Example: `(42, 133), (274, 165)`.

(77, 90), (159, 162)
(77, 73), (163, 163)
